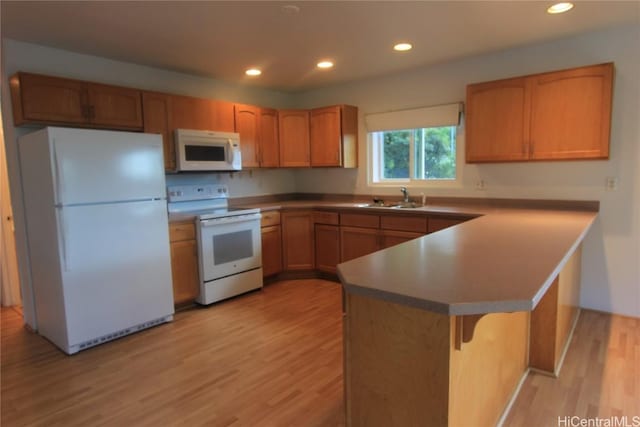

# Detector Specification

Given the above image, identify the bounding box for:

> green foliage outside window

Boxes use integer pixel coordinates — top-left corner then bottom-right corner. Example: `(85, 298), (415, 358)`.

(379, 126), (456, 180)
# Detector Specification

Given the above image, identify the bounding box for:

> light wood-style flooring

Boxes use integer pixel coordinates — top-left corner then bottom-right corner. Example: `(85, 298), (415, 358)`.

(2, 279), (638, 426)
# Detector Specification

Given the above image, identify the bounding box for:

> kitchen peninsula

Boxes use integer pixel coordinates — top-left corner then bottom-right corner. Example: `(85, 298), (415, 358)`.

(337, 205), (597, 426)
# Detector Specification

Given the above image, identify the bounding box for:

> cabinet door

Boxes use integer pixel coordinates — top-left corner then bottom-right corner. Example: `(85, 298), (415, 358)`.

(466, 77), (529, 162)
(210, 99), (236, 132)
(428, 217), (466, 234)
(281, 210), (315, 270)
(340, 226), (380, 263)
(310, 106), (342, 166)
(170, 240), (200, 305)
(234, 104), (260, 168)
(529, 63), (612, 160)
(87, 83), (143, 130)
(260, 108), (280, 167)
(278, 110), (310, 167)
(12, 73), (87, 125)
(261, 225), (283, 277)
(142, 91), (175, 171)
(315, 224), (340, 273)
(171, 95), (235, 132)
(380, 230), (423, 249)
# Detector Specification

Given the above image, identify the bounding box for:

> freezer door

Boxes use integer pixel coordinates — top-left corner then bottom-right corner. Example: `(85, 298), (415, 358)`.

(58, 199), (174, 346)
(50, 128), (165, 205)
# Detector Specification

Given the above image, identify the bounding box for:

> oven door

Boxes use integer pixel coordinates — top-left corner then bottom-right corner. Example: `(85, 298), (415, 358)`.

(197, 214), (262, 283)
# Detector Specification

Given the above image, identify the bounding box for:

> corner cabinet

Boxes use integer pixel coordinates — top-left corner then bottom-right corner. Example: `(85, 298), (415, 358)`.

(168, 221), (200, 306)
(281, 210), (315, 270)
(310, 105), (358, 168)
(10, 72), (143, 130)
(278, 110), (310, 167)
(466, 62), (613, 163)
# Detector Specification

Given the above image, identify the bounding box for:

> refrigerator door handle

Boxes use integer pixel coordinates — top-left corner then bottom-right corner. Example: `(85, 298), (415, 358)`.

(52, 139), (65, 205)
(57, 209), (71, 271)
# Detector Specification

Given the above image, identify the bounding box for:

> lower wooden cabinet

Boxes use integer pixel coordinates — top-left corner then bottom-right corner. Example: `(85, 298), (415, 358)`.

(281, 210), (315, 270)
(340, 226), (380, 263)
(261, 225), (283, 277)
(315, 224), (340, 273)
(380, 230), (424, 249)
(168, 221), (200, 306)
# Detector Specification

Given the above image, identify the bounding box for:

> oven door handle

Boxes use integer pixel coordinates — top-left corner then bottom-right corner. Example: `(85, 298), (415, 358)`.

(200, 214), (261, 227)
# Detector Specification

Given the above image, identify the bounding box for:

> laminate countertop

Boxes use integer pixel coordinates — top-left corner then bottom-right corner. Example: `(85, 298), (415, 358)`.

(336, 207), (597, 316)
(181, 197), (596, 316)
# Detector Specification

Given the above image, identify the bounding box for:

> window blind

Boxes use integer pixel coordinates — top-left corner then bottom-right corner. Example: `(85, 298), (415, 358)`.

(365, 102), (462, 132)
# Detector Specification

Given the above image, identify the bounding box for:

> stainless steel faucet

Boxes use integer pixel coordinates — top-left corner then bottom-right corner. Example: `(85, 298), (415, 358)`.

(400, 187), (409, 203)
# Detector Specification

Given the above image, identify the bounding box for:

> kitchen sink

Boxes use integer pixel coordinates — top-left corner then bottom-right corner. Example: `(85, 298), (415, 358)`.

(354, 202), (421, 209)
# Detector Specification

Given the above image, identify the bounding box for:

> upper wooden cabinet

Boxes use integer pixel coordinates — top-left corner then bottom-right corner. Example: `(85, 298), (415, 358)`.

(10, 72), (143, 130)
(142, 92), (174, 171)
(310, 105), (358, 168)
(260, 108), (280, 168)
(279, 110), (310, 167)
(466, 63), (613, 163)
(170, 94), (235, 133)
(234, 104), (260, 168)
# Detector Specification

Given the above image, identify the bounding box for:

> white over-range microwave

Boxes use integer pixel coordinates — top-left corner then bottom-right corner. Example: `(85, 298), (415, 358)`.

(175, 129), (242, 172)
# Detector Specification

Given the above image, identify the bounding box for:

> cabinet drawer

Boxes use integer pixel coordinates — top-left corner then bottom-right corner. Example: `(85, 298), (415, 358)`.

(169, 221), (196, 242)
(261, 210), (281, 227)
(340, 213), (380, 229)
(313, 211), (339, 225)
(380, 215), (427, 233)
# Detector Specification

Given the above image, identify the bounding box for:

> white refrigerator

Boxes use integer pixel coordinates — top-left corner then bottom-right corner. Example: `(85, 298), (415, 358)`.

(19, 127), (174, 354)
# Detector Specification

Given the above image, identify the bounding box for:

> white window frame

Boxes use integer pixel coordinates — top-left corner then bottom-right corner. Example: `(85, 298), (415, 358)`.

(368, 124), (464, 189)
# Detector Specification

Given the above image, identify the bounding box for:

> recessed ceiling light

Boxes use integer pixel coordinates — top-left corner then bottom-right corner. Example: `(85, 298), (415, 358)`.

(547, 2), (574, 14)
(317, 61), (334, 69)
(393, 43), (413, 52)
(245, 68), (262, 76)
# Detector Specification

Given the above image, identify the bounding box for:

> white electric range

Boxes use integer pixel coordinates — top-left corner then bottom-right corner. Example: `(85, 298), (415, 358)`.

(167, 184), (263, 305)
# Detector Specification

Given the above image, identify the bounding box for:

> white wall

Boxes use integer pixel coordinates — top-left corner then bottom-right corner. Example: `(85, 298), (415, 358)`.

(295, 24), (640, 317)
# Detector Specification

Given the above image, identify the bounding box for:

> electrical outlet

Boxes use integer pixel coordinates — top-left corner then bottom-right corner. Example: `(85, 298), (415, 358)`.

(475, 180), (486, 190)
(605, 176), (618, 191)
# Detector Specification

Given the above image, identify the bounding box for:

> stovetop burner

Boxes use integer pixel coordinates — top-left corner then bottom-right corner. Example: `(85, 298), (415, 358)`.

(167, 184), (258, 220)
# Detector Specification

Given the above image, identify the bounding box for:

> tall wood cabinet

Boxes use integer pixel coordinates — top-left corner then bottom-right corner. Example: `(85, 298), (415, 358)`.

(278, 110), (310, 167)
(169, 221), (200, 306)
(466, 63), (613, 162)
(310, 105), (358, 168)
(10, 72), (143, 130)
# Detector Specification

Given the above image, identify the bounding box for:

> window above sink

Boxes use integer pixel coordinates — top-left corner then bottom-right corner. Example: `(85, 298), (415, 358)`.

(366, 103), (463, 188)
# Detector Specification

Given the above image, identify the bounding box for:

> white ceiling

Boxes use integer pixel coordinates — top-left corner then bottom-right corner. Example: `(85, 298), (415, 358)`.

(1, 1), (638, 92)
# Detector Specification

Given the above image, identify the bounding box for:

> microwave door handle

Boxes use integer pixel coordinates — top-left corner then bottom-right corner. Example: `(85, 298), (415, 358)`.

(227, 139), (235, 163)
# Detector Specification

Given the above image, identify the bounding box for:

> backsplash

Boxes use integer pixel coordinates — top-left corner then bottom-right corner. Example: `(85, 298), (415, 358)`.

(164, 169), (297, 198)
